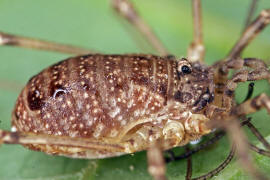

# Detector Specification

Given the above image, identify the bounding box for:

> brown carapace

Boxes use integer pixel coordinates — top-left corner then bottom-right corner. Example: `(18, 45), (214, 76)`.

(12, 54), (214, 158)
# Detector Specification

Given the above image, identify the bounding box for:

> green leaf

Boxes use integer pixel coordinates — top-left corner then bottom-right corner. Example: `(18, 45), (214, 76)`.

(0, 0), (270, 180)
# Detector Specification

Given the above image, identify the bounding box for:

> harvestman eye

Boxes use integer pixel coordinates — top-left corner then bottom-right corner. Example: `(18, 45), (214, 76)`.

(181, 65), (192, 74)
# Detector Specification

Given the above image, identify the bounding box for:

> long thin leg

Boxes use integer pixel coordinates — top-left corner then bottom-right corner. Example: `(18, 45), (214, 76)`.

(221, 118), (267, 180)
(249, 143), (270, 157)
(247, 121), (270, 150)
(244, 0), (259, 30)
(187, 0), (205, 63)
(226, 9), (270, 60)
(111, 0), (169, 56)
(192, 145), (236, 180)
(185, 147), (192, 180)
(0, 31), (94, 55)
(0, 130), (125, 152)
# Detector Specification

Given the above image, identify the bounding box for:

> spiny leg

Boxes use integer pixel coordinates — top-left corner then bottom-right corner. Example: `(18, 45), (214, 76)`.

(187, 0), (205, 63)
(0, 31), (95, 55)
(0, 130), (125, 152)
(226, 9), (270, 60)
(111, 0), (169, 56)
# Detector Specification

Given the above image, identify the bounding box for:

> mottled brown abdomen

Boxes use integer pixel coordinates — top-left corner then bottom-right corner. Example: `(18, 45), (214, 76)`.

(12, 54), (175, 142)
(11, 54), (215, 158)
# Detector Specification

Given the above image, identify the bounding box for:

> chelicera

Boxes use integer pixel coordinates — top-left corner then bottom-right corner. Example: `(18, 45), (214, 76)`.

(0, 0), (270, 180)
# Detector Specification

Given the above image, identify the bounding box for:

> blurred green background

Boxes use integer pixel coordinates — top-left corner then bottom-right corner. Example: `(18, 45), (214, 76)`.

(0, 0), (270, 179)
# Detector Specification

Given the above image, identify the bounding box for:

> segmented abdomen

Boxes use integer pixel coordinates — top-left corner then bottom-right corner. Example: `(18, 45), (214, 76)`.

(12, 54), (176, 141)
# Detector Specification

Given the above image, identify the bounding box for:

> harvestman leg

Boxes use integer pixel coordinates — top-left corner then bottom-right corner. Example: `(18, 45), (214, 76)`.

(187, 0), (205, 63)
(185, 147), (192, 180)
(226, 9), (270, 60)
(0, 130), (125, 152)
(147, 142), (167, 180)
(246, 121), (270, 151)
(0, 31), (94, 55)
(216, 61), (270, 180)
(165, 131), (226, 163)
(214, 9), (270, 95)
(192, 146), (236, 180)
(111, 0), (169, 56)
(222, 60), (270, 109)
(243, 0), (259, 30)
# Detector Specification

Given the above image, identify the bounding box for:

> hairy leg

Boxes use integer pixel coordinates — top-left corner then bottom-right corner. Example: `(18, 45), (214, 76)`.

(0, 31), (94, 55)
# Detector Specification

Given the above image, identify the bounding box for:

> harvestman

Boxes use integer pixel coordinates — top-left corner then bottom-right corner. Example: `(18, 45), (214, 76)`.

(0, 0), (270, 180)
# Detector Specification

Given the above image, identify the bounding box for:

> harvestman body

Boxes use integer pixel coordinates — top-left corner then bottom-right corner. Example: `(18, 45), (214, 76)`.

(12, 54), (213, 159)
(1, 0), (270, 180)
